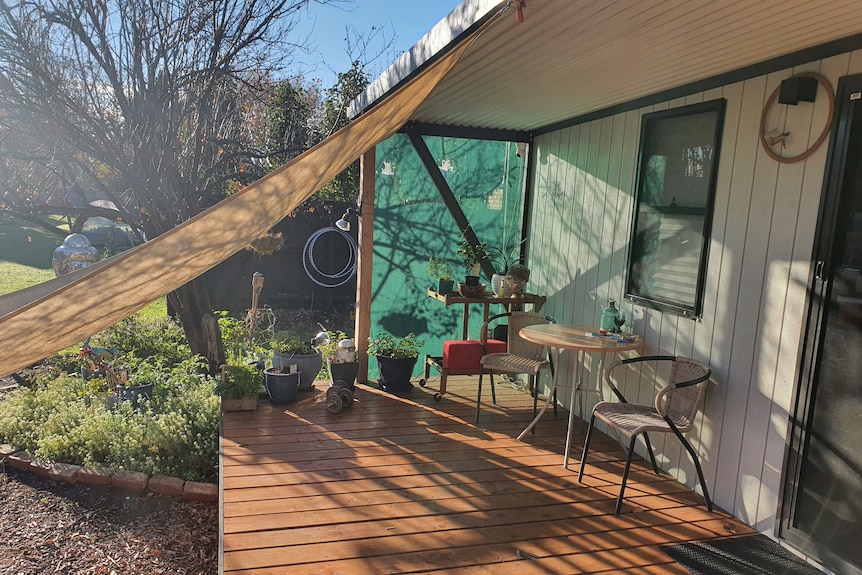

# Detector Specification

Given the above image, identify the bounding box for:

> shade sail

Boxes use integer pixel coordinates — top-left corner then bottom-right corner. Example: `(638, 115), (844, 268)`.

(0, 29), (481, 379)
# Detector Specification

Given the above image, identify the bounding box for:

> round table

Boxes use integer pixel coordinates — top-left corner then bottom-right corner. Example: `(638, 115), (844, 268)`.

(518, 324), (642, 468)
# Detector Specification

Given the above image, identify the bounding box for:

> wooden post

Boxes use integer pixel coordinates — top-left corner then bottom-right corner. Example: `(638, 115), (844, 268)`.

(355, 147), (375, 383)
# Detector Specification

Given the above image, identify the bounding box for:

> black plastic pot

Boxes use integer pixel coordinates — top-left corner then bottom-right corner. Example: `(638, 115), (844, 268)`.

(464, 275), (480, 286)
(118, 383), (154, 404)
(264, 368), (301, 404)
(437, 279), (455, 295)
(272, 350), (322, 390)
(328, 360), (359, 390)
(375, 355), (418, 393)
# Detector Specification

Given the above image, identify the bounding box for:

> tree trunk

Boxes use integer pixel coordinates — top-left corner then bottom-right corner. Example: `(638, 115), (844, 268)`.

(167, 277), (225, 372)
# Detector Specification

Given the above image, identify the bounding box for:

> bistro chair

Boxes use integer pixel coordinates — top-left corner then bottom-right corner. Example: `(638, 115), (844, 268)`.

(476, 312), (556, 425)
(578, 355), (713, 515)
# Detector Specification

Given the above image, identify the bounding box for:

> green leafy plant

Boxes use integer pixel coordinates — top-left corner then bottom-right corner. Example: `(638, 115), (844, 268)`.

(216, 311), (271, 366)
(367, 333), (424, 359)
(215, 364), (262, 399)
(0, 361), (219, 482)
(487, 238), (526, 274)
(269, 331), (317, 355)
(122, 358), (166, 387)
(426, 254), (454, 281)
(457, 238), (487, 273)
(90, 315), (190, 365)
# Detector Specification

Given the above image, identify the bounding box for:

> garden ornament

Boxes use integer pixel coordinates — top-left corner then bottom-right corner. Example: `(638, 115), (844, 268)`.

(52, 233), (98, 276)
(336, 339), (357, 363)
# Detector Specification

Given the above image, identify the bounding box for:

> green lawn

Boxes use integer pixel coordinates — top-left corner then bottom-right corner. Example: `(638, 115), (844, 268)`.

(0, 217), (166, 317)
(0, 218), (61, 295)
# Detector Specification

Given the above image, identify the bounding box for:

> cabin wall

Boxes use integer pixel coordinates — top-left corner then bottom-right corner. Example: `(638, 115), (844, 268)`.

(528, 49), (862, 532)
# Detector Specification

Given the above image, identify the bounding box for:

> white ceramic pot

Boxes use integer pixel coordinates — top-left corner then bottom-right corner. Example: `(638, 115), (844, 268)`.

(491, 273), (512, 297)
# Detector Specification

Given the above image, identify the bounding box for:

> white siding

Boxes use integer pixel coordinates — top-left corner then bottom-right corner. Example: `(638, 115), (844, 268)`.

(528, 51), (862, 533)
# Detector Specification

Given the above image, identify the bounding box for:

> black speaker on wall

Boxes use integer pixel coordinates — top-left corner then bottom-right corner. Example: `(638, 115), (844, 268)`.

(779, 76), (818, 105)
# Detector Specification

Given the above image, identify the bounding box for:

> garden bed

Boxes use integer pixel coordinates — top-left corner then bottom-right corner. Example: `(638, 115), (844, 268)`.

(0, 467), (217, 574)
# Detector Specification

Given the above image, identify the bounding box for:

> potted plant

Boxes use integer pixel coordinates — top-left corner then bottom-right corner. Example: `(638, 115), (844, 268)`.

(487, 240), (526, 297)
(117, 359), (162, 405)
(263, 366), (301, 404)
(269, 332), (323, 390)
(427, 254), (455, 295)
(457, 238), (487, 291)
(319, 330), (359, 390)
(216, 364), (262, 411)
(367, 332), (424, 393)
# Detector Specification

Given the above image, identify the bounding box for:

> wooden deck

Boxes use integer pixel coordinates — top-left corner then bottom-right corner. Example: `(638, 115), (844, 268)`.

(220, 375), (753, 574)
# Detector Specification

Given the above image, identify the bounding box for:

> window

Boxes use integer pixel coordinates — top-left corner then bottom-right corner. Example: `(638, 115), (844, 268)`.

(625, 99), (726, 318)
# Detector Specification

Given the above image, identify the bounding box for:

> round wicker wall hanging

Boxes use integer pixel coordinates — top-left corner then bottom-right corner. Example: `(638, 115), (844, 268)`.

(759, 72), (834, 163)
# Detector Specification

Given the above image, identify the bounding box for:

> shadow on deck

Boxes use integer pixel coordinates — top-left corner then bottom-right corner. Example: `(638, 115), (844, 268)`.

(220, 375), (753, 574)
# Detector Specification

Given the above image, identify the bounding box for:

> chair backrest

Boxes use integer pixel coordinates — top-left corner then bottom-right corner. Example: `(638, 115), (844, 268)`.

(507, 312), (553, 361)
(655, 357), (712, 432)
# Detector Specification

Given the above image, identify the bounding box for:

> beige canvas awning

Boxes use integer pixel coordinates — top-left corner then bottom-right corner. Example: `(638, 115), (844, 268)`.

(0, 16), (498, 379)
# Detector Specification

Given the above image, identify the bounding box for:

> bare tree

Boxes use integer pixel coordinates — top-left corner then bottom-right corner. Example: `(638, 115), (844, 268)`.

(0, 0), (345, 369)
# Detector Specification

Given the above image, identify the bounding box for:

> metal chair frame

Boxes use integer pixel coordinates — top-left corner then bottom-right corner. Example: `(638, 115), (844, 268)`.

(578, 355), (713, 515)
(476, 312), (556, 427)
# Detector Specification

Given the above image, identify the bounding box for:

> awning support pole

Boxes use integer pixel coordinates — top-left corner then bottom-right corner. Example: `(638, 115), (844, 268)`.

(355, 147), (375, 383)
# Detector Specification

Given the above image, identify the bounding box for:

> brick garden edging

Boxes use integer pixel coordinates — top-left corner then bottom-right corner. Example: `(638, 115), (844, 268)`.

(0, 443), (217, 503)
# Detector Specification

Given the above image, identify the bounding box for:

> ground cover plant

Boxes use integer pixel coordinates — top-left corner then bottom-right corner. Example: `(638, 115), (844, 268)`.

(0, 315), (221, 482)
(0, 306), (354, 484)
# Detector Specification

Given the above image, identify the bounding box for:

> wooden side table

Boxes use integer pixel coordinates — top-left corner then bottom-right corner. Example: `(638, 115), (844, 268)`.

(426, 288), (546, 340)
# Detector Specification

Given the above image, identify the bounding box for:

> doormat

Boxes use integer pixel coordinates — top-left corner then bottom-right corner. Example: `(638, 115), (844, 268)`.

(660, 534), (823, 575)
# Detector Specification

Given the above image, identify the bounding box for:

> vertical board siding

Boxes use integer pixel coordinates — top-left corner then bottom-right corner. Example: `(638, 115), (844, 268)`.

(528, 54), (862, 533)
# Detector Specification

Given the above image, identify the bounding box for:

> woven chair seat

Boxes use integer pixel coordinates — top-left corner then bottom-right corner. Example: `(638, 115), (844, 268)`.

(481, 352), (548, 375)
(592, 401), (689, 438)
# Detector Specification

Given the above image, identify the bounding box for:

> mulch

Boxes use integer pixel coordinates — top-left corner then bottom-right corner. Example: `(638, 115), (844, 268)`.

(0, 466), (217, 575)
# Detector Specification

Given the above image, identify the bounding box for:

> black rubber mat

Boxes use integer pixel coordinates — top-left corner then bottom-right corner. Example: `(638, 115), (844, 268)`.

(661, 535), (823, 575)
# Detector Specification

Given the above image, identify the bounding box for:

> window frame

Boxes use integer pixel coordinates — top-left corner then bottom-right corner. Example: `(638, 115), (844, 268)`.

(624, 98), (726, 319)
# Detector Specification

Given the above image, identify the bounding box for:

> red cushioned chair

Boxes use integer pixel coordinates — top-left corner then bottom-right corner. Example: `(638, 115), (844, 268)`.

(421, 339), (506, 401)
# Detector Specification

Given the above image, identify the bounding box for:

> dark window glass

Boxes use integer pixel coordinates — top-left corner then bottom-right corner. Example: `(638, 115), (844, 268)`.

(626, 100), (725, 317)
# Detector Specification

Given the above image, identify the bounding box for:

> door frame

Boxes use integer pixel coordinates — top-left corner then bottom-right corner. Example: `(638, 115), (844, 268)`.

(778, 72), (862, 575)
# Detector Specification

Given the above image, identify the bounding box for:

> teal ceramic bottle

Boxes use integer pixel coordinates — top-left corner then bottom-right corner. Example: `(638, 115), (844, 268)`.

(600, 298), (622, 333)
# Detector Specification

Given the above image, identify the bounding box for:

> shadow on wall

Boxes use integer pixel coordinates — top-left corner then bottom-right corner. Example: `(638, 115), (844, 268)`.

(379, 311), (428, 338)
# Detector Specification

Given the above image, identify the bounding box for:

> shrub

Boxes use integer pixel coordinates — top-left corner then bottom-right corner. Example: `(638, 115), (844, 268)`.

(214, 364), (262, 399)
(91, 315), (190, 365)
(0, 360), (219, 482)
(367, 333), (424, 359)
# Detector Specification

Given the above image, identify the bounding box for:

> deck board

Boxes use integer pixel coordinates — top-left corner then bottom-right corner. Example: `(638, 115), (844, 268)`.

(221, 376), (753, 574)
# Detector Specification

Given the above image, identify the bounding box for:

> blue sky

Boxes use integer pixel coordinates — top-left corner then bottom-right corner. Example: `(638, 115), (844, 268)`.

(291, 1), (462, 88)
